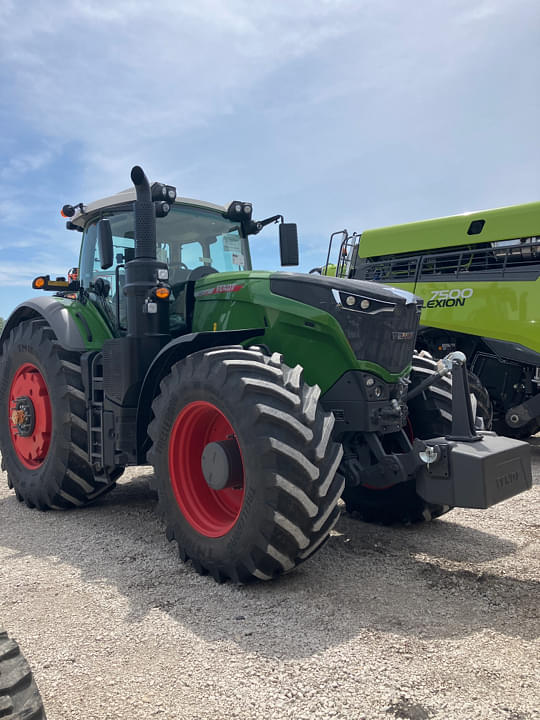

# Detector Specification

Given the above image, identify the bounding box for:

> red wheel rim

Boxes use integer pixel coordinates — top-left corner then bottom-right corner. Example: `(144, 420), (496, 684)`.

(168, 401), (245, 537)
(9, 363), (52, 469)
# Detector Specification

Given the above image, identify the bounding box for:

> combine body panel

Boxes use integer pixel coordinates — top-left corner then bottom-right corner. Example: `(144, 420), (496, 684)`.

(0, 166), (533, 585)
(357, 201), (540, 256)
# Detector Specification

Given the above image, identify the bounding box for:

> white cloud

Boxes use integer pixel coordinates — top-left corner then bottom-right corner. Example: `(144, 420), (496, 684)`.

(0, 1), (392, 191)
(0, 0), (538, 310)
(2, 0), (537, 199)
(0, 147), (57, 181)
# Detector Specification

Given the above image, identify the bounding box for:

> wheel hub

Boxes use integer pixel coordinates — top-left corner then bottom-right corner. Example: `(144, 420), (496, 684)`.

(8, 363), (52, 469)
(10, 396), (36, 437)
(201, 438), (243, 490)
(168, 400), (245, 537)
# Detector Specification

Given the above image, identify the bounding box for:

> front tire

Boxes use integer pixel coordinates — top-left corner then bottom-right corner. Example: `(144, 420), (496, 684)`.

(147, 347), (344, 582)
(0, 319), (119, 509)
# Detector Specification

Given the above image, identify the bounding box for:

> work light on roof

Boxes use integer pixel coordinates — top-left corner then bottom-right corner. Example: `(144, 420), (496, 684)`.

(155, 201), (171, 218)
(226, 201), (253, 224)
(151, 182), (177, 203)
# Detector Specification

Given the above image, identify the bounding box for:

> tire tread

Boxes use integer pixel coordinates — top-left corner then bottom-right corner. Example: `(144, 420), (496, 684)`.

(148, 346), (344, 582)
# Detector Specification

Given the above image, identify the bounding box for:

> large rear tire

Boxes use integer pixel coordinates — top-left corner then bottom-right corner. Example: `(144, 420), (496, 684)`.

(147, 347), (344, 582)
(341, 353), (478, 524)
(0, 319), (120, 509)
(0, 628), (47, 719)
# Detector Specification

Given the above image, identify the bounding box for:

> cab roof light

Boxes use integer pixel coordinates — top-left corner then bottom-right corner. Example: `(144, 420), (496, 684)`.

(225, 201), (253, 223)
(151, 182), (177, 203)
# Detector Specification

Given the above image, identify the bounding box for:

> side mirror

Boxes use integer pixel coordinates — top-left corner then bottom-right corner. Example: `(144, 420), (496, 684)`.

(97, 219), (113, 270)
(279, 223), (299, 266)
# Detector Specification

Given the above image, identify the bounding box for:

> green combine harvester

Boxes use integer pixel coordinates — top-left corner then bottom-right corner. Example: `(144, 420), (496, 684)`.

(0, 167), (532, 583)
(320, 201), (540, 438)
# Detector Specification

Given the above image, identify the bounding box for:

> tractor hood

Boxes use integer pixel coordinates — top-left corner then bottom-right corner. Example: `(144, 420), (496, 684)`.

(270, 272), (423, 374)
(270, 272), (421, 308)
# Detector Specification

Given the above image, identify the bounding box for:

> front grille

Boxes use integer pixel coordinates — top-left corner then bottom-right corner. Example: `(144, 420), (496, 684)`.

(270, 273), (422, 375)
(334, 297), (420, 373)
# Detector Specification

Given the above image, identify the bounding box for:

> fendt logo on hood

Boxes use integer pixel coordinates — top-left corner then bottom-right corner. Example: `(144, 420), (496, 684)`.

(426, 288), (474, 308)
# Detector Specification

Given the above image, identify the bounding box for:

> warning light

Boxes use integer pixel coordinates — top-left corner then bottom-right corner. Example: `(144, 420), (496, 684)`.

(33, 277), (46, 289)
(155, 286), (170, 299)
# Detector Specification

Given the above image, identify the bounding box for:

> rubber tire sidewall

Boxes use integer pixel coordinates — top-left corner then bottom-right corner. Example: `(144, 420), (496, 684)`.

(151, 365), (285, 572)
(0, 328), (76, 506)
(0, 627), (47, 719)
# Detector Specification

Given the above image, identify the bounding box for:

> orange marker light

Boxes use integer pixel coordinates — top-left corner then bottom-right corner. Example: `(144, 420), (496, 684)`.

(33, 277), (46, 289)
(155, 287), (170, 299)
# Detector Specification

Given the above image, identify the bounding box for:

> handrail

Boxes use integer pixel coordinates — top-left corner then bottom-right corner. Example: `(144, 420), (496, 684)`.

(355, 238), (540, 283)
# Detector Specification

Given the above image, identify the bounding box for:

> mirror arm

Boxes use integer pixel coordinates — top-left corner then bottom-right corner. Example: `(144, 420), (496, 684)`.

(250, 214), (284, 235)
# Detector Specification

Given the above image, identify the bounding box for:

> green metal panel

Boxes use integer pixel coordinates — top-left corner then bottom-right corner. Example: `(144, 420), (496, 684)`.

(413, 278), (540, 354)
(358, 201), (540, 258)
(191, 271), (408, 391)
(56, 297), (115, 350)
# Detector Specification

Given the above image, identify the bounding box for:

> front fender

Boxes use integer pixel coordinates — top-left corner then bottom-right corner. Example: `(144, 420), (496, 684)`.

(136, 328), (264, 461)
(0, 297), (86, 350)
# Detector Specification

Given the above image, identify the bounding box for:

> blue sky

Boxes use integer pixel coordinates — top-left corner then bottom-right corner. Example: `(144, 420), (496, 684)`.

(1, 0), (539, 319)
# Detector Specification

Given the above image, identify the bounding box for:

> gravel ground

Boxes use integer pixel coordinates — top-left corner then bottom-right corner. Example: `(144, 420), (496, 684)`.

(1, 442), (539, 720)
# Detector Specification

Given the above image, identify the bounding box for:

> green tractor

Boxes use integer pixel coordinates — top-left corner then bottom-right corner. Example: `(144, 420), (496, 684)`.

(0, 167), (532, 583)
(321, 201), (540, 438)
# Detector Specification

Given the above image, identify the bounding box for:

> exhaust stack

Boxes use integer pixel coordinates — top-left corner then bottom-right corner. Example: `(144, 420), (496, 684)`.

(130, 165), (157, 260)
(123, 165), (169, 350)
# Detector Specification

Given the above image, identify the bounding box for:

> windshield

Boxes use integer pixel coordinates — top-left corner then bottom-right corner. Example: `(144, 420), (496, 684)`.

(80, 203), (250, 291)
(155, 205), (249, 273)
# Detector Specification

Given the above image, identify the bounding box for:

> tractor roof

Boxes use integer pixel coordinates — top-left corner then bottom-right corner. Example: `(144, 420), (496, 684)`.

(69, 187), (228, 228)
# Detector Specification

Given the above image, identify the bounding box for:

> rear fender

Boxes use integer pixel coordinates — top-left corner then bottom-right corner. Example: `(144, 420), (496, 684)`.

(136, 328), (264, 462)
(0, 297), (86, 351)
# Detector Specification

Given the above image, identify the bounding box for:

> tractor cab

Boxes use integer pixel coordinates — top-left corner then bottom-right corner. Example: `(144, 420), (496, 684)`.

(65, 187), (297, 338)
(72, 194), (249, 336)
